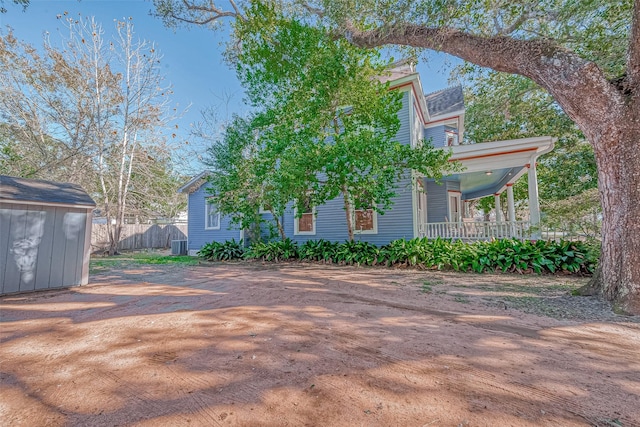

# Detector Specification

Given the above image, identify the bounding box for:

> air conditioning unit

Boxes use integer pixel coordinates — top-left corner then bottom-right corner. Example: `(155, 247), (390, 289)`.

(171, 240), (188, 255)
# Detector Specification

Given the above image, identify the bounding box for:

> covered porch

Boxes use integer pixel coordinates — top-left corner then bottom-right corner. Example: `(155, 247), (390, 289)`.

(417, 136), (555, 240)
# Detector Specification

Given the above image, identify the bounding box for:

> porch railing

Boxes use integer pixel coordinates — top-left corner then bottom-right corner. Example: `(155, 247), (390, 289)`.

(418, 220), (532, 241)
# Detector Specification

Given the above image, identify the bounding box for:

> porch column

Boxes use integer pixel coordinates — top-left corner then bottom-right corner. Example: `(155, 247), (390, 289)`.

(527, 161), (541, 238)
(506, 184), (516, 221)
(506, 184), (517, 238)
(494, 194), (502, 223)
(494, 193), (503, 238)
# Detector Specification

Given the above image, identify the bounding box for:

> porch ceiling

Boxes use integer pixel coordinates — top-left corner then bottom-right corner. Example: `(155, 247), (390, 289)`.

(442, 136), (555, 200)
(447, 166), (526, 200)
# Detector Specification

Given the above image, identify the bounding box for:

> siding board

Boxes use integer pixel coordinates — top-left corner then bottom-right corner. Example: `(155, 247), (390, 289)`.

(35, 207), (55, 290)
(48, 207), (67, 288)
(1, 206), (22, 294)
(424, 126), (446, 148)
(0, 207), (10, 292)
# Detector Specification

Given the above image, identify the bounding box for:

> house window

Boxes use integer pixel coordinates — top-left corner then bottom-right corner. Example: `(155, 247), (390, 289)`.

(448, 192), (461, 223)
(354, 207), (378, 234)
(445, 131), (458, 146)
(259, 204), (272, 214)
(294, 198), (315, 235)
(205, 199), (221, 230)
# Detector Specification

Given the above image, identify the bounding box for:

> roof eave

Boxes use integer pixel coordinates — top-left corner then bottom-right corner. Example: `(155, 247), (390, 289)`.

(178, 171), (209, 194)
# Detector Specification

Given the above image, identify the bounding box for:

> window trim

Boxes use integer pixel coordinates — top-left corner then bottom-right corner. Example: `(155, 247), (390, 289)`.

(205, 198), (221, 230)
(293, 206), (316, 236)
(353, 206), (378, 235)
(259, 205), (271, 215)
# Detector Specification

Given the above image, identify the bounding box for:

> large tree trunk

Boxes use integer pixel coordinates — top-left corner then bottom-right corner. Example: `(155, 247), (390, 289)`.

(585, 120), (640, 314)
(342, 16), (640, 314)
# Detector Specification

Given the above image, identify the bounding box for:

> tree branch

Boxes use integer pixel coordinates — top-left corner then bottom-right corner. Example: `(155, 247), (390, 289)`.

(160, 0), (245, 26)
(342, 22), (624, 133)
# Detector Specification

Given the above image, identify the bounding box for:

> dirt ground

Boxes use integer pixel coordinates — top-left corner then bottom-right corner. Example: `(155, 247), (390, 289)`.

(1, 261), (639, 427)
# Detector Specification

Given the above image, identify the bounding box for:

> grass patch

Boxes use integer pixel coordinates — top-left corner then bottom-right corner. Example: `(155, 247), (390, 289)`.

(453, 295), (470, 304)
(420, 280), (443, 294)
(90, 253), (198, 273)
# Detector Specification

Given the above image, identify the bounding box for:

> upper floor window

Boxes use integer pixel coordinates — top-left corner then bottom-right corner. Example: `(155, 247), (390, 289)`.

(445, 130), (458, 146)
(205, 199), (221, 230)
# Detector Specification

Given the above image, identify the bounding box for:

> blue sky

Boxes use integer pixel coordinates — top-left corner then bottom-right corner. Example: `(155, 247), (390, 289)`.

(1, 0), (461, 172)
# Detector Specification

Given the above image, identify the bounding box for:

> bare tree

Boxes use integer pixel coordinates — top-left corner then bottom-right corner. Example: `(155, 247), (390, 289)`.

(1, 16), (181, 254)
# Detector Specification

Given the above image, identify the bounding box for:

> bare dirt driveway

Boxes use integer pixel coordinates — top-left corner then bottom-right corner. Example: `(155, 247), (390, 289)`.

(1, 261), (639, 427)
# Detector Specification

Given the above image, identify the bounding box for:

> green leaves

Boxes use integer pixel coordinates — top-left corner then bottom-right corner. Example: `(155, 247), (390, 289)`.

(201, 236), (599, 275)
(205, 3), (452, 241)
(197, 239), (245, 261)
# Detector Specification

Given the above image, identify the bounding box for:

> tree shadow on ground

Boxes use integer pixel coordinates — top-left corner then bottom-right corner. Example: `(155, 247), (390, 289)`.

(1, 264), (638, 426)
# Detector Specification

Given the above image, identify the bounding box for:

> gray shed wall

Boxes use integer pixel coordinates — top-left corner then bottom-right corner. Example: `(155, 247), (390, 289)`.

(1, 202), (92, 295)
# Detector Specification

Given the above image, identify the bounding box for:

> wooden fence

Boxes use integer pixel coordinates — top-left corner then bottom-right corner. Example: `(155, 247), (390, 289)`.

(91, 223), (188, 252)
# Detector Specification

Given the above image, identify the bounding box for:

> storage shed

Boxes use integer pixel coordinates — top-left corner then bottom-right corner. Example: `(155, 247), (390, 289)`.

(0, 175), (95, 295)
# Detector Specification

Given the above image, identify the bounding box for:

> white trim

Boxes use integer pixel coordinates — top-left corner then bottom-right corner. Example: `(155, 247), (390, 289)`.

(259, 205), (271, 214)
(293, 207), (316, 235)
(445, 136), (556, 174)
(81, 209), (93, 285)
(425, 110), (465, 127)
(411, 173), (420, 238)
(186, 195), (190, 250)
(353, 206), (378, 235)
(204, 198), (221, 230)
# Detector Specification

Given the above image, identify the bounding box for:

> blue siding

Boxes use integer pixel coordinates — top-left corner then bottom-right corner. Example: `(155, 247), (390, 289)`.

(186, 90), (419, 248)
(279, 90), (414, 245)
(186, 183), (242, 251)
(424, 179), (461, 222)
(396, 91), (411, 146)
(282, 175), (415, 246)
(424, 125), (446, 148)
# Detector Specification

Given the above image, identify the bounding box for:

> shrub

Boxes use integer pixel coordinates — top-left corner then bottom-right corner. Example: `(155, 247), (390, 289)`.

(200, 237), (598, 275)
(197, 239), (244, 261)
(333, 240), (380, 265)
(245, 238), (299, 262)
(299, 239), (339, 262)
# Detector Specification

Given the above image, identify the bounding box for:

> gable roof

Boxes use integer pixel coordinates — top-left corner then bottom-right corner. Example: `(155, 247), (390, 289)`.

(178, 171), (210, 194)
(0, 175), (95, 207)
(425, 86), (464, 118)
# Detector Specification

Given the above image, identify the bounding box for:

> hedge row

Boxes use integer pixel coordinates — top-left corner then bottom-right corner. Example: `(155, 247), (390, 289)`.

(198, 237), (598, 275)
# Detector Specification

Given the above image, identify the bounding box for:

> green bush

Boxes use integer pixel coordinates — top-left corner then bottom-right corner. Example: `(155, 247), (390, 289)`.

(299, 239), (339, 262)
(197, 239), (244, 261)
(333, 240), (380, 265)
(200, 237), (599, 275)
(245, 238), (299, 262)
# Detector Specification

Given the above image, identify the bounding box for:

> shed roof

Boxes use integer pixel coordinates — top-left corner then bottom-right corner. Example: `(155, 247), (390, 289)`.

(425, 86), (464, 117)
(0, 175), (96, 207)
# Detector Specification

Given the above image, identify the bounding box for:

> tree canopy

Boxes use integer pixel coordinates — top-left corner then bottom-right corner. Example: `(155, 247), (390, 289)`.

(202, 2), (451, 241)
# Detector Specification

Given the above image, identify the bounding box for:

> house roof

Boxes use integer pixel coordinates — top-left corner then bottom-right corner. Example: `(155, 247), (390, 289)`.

(177, 171), (210, 194)
(379, 60), (418, 84)
(425, 86), (464, 118)
(0, 175), (96, 207)
(444, 136), (556, 200)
